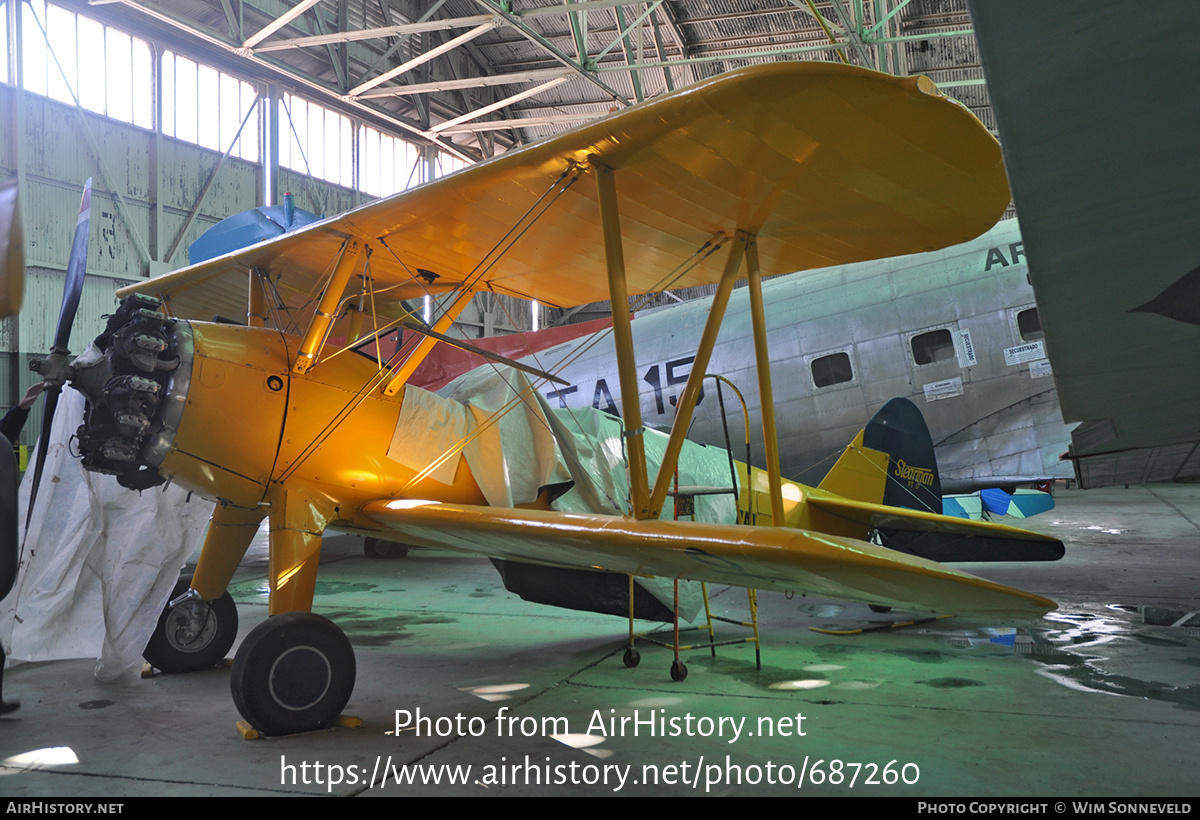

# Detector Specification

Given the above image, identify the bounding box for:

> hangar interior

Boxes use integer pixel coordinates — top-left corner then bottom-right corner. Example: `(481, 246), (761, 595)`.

(1, 0), (1198, 798)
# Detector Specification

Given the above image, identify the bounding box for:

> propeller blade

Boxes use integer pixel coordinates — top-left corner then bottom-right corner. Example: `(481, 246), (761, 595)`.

(24, 386), (59, 531)
(0, 178), (25, 319)
(54, 178), (91, 351)
(25, 178), (92, 532)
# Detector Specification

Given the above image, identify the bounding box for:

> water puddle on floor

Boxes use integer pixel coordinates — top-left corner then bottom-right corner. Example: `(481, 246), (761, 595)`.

(945, 604), (1200, 711)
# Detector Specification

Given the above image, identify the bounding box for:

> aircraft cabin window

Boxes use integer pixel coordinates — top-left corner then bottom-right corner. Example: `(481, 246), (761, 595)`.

(1017, 308), (1044, 342)
(811, 352), (853, 388)
(911, 329), (955, 366)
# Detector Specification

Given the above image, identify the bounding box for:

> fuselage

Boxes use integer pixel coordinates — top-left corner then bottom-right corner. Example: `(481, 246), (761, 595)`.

(73, 220), (1068, 524)
(520, 219), (1072, 492)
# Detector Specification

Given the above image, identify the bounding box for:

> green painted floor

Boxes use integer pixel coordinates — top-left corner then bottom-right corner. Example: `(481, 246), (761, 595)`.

(2, 485), (1198, 796)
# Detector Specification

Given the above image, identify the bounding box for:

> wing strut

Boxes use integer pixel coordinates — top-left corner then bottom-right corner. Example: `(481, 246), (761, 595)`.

(591, 162), (787, 525)
(293, 239), (362, 374)
(745, 236), (785, 525)
(381, 284), (479, 395)
(247, 268), (266, 328)
(647, 231), (749, 518)
(594, 161), (651, 519)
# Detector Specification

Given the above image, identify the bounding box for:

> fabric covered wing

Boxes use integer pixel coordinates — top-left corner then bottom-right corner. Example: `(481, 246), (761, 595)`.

(363, 501), (1054, 615)
(119, 61), (1009, 323)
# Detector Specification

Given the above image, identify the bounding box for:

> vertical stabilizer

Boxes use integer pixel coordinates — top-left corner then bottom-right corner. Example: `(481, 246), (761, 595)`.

(819, 398), (942, 514)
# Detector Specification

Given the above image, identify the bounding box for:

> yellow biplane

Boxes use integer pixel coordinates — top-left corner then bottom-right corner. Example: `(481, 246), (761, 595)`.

(28, 62), (1061, 736)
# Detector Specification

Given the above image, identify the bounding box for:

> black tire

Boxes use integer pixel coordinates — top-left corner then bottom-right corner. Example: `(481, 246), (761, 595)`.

(143, 575), (238, 673)
(230, 612), (356, 736)
(670, 660), (688, 682)
(622, 647), (640, 668)
(868, 605), (893, 614)
(363, 537), (410, 559)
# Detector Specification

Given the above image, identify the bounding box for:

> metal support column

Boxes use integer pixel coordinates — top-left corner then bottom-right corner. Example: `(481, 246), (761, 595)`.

(263, 84), (280, 209)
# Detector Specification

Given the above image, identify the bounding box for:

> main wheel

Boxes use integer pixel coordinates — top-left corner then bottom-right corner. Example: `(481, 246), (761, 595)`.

(144, 575), (238, 673)
(230, 612), (356, 736)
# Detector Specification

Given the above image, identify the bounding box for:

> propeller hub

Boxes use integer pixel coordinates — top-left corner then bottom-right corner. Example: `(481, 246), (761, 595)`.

(29, 347), (73, 389)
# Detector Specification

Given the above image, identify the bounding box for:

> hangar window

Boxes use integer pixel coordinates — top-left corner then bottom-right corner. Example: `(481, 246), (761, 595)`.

(21, 1), (153, 129)
(1017, 308), (1044, 342)
(811, 352), (853, 388)
(279, 94), (354, 189)
(0, 10), (7, 85)
(911, 329), (955, 365)
(163, 52), (259, 160)
(359, 126), (421, 198)
(437, 153), (468, 177)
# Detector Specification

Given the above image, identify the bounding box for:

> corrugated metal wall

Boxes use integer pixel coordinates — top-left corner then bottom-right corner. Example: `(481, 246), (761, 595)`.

(0, 79), (533, 446)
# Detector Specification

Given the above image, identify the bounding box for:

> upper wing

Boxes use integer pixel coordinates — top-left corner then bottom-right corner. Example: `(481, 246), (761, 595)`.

(971, 2), (1200, 487)
(364, 500), (1055, 616)
(119, 62), (1009, 323)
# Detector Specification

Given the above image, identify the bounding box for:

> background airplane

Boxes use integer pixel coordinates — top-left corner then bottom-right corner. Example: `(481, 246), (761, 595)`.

(969, 1), (1200, 488)
(410, 218), (1075, 494)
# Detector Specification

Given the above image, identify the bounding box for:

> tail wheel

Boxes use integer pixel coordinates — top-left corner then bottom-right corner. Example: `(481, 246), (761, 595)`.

(143, 575), (238, 673)
(230, 612), (356, 736)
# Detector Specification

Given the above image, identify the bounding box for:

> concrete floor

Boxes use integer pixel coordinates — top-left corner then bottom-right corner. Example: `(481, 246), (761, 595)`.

(2, 484), (1198, 797)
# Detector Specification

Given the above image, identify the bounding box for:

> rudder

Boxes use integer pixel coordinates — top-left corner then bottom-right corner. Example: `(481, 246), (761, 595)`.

(819, 398), (942, 514)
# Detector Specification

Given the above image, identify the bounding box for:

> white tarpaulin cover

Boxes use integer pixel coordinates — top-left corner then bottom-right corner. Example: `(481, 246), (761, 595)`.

(0, 388), (213, 680)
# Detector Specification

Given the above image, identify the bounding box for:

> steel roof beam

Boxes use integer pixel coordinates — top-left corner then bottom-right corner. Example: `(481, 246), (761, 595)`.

(426, 76), (570, 135)
(612, 5), (645, 102)
(865, 0), (915, 37)
(595, 1), (664, 64)
(346, 19), (501, 97)
(436, 112), (599, 134)
(785, 0), (846, 35)
(469, 0), (632, 107)
(241, 0), (323, 50)
(514, 0), (655, 19)
(252, 14), (497, 52)
(216, 0), (241, 40)
(826, 0), (874, 67)
(103, 0), (478, 162)
(355, 67), (573, 99)
(354, 0), (451, 89)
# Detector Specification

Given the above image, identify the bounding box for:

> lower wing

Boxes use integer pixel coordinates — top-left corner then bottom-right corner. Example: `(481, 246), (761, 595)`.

(363, 500), (1055, 616)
